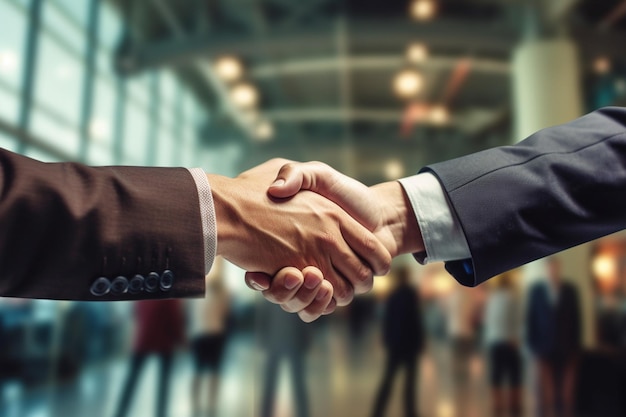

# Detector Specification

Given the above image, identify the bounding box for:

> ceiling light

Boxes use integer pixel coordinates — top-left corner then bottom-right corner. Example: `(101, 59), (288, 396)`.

(393, 70), (423, 98)
(411, 0), (437, 21)
(593, 56), (611, 75)
(0, 50), (18, 74)
(384, 159), (405, 180)
(230, 83), (259, 109)
(214, 56), (244, 82)
(430, 105), (450, 125)
(254, 119), (274, 142)
(407, 43), (429, 64)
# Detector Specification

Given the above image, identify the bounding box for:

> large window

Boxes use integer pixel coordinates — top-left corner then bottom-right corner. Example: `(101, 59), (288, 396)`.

(0, 0), (203, 165)
(0, 0), (26, 132)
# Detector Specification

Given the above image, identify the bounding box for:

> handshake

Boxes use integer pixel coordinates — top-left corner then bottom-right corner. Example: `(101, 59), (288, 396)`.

(208, 159), (425, 323)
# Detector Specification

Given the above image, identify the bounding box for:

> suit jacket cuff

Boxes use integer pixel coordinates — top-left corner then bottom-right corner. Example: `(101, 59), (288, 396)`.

(398, 173), (471, 263)
(187, 168), (217, 274)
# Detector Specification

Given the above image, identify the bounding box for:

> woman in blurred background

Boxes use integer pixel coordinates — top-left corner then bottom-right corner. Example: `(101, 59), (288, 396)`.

(483, 273), (522, 417)
(189, 265), (232, 417)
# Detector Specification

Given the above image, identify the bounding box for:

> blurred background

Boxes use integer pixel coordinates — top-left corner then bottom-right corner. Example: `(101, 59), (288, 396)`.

(1, 0), (626, 416)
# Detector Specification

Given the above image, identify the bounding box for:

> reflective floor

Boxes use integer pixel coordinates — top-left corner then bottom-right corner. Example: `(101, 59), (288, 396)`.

(1, 320), (493, 417)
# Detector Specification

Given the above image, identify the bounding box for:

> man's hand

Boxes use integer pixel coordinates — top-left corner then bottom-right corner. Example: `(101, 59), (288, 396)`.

(244, 161), (425, 320)
(208, 159), (392, 306)
(247, 266), (336, 323)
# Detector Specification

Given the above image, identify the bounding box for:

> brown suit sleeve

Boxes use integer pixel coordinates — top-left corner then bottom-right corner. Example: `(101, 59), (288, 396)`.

(0, 148), (206, 300)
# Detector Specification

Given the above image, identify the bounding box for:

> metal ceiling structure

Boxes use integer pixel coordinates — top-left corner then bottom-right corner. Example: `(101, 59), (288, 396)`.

(109, 0), (626, 183)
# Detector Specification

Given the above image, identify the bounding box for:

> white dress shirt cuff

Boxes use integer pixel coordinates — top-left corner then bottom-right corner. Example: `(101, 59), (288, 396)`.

(398, 173), (471, 263)
(187, 168), (217, 274)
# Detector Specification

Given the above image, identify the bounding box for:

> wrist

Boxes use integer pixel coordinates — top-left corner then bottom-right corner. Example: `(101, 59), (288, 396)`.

(207, 174), (242, 260)
(371, 181), (424, 257)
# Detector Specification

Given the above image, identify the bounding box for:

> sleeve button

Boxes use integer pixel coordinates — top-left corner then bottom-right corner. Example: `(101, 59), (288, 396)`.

(160, 270), (174, 291)
(129, 275), (145, 294)
(90, 277), (111, 297)
(145, 272), (160, 293)
(111, 276), (129, 294)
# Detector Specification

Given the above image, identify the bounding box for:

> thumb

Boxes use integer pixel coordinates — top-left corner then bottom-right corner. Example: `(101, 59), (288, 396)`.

(268, 163), (307, 198)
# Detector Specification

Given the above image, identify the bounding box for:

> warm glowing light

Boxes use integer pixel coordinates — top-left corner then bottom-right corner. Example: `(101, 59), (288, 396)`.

(437, 400), (454, 417)
(0, 50), (18, 74)
(594, 56), (611, 75)
(411, 0), (437, 21)
(430, 105), (450, 125)
(214, 56), (244, 82)
(407, 43), (429, 64)
(372, 274), (392, 297)
(593, 254), (616, 282)
(384, 159), (405, 179)
(230, 83), (259, 109)
(432, 272), (454, 295)
(89, 118), (110, 141)
(394, 70), (423, 98)
(254, 119), (274, 141)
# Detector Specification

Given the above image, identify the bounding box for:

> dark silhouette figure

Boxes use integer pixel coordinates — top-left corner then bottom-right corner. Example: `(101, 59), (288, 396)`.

(113, 300), (184, 417)
(371, 265), (424, 417)
(526, 258), (581, 417)
(258, 302), (312, 417)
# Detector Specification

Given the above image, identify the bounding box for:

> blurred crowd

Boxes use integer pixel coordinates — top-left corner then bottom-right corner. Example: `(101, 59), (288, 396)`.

(0, 254), (625, 417)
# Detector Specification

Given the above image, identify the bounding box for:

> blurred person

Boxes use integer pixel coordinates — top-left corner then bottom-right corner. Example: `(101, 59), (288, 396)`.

(483, 274), (522, 417)
(257, 301), (313, 417)
(526, 258), (581, 417)
(113, 299), (185, 417)
(370, 265), (424, 417)
(446, 284), (480, 417)
(188, 268), (232, 417)
(247, 107), (626, 322)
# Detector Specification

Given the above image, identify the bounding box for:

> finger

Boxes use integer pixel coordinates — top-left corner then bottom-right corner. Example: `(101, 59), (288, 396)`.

(323, 297), (337, 315)
(244, 271), (271, 291)
(341, 216), (392, 277)
(298, 280), (334, 323)
(261, 267), (304, 304)
(281, 267), (324, 313)
(321, 262), (354, 307)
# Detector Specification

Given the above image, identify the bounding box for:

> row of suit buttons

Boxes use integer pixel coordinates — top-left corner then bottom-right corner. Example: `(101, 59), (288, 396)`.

(90, 270), (175, 297)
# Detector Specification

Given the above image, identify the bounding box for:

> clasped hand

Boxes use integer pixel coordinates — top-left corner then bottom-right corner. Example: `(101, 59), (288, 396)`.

(209, 159), (422, 323)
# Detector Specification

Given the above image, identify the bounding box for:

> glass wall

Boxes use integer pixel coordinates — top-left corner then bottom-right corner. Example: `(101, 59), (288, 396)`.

(0, 0), (203, 165)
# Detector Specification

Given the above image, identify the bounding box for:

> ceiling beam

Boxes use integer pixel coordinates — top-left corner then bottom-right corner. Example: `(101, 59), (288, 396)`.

(116, 19), (519, 75)
(251, 55), (510, 78)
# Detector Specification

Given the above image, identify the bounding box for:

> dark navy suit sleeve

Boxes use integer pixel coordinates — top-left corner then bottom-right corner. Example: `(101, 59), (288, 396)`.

(421, 107), (626, 286)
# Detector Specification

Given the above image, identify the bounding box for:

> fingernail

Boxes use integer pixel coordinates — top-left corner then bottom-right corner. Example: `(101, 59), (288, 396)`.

(251, 282), (267, 291)
(284, 274), (301, 290)
(315, 288), (328, 300)
(270, 179), (285, 187)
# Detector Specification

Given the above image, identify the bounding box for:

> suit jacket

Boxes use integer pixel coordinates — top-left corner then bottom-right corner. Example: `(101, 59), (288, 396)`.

(0, 148), (205, 300)
(424, 107), (626, 286)
(525, 281), (581, 357)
